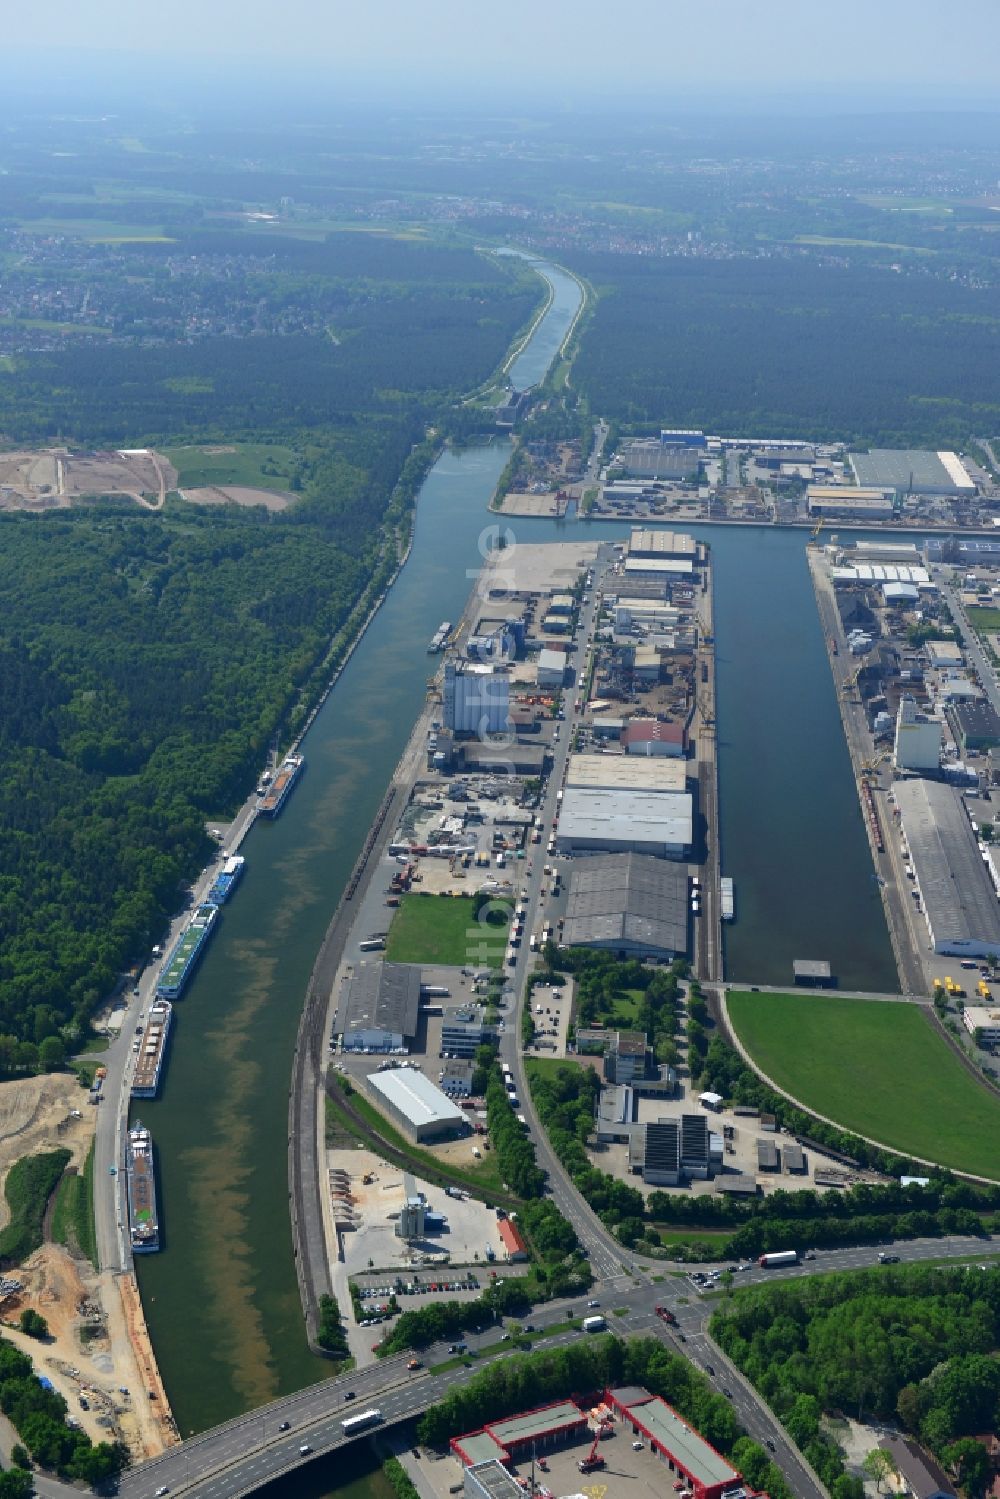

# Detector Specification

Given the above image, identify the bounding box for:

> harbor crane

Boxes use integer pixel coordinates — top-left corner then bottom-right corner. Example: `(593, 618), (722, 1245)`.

(841, 664), (865, 698)
(861, 751), (891, 779)
(810, 515), (825, 541)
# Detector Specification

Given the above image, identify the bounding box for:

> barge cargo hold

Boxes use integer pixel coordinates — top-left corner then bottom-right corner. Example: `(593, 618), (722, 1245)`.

(131, 1000), (173, 1099)
(257, 755), (304, 818)
(720, 876), (735, 921)
(127, 1121), (160, 1253)
(428, 620), (451, 653)
(156, 903), (218, 999)
(206, 854), (246, 907)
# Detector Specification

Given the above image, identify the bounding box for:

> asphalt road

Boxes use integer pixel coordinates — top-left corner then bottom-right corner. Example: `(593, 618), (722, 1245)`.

(121, 1232), (998, 1499)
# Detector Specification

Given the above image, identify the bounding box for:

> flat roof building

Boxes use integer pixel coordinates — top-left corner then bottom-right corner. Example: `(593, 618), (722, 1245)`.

(622, 718), (686, 758)
(807, 486), (894, 519)
(536, 648), (566, 689)
(556, 787), (692, 860)
(623, 556), (695, 580)
(607, 1389), (745, 1499)
(566, 753), (687, 794)
(563, 853), (689, 958)
(452, 1400), (589, 1467)
(895, 777), (1000, 957)
(793, 959), (833, 986)
(850, 449), (975, 497)
(953, 700), (1000, 754)
(628, 529), (700, 562)
(366, 1067), (467, 1143)
(464, 1460), (524, 1499)
(895, 696), (942, 773)
(341, 960), (421, 1052)
(962, 1005), (1000, 1046)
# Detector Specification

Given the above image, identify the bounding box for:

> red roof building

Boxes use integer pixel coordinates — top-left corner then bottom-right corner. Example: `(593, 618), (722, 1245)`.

(623, 719), (686, 758)
(498, 1218), (528, 1261)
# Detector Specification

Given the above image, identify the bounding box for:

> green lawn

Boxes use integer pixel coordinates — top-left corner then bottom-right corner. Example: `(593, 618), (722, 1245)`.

(967, 607), (1000, 635)
(385, 893), (508, 969)
(162, 442), (300, 495)
(728, 991), (1000, 1180)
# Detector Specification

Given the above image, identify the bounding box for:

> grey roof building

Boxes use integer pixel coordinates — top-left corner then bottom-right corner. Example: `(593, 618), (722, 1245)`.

(894, 777), (1000, 957)
(879, 1435), (957, 1499)
(341, 960), (422, 1051)
(563, 853), (689, 958)
(850, 449), (974, 496)
(555, 787), (692, 859)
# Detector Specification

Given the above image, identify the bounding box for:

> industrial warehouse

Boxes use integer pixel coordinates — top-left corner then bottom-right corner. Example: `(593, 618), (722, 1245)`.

(562, 852), (689, 959)
(341, 960), (421, 1052)
(365, 1066), (467, 1143)
(454, 1388), (759, 1499)
(894, 778), (1000, 957)
(555, 786), (693, 858)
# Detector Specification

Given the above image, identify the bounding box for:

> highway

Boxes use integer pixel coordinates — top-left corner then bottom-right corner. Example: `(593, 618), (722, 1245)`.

(120, 1232), (997, 1499)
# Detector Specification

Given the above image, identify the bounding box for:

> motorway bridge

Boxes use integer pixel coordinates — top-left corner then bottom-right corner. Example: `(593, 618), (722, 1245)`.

(118, 1234), (997, 1499)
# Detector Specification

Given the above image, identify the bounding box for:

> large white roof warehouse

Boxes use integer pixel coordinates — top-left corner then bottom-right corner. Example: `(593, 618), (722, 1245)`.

(555, 786), (692, 859)
(894, 778), (1000, 957)
(366, 1068), (466, 1143)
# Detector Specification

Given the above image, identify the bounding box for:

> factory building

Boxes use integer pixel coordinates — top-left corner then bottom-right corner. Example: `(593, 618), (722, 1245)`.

(555, 786), (693, 859)
(894, 778), (1000, 957)
(535, 648), (567, 690)
(366, 1067), (467, 1143)
(628, 529), (701, 563)
(395, 1173), (426, 1239)
(566, 754), (687, 794)
(894, 696), (942, 772)
(619, 440), (701, 480)
(850, 448), (976, 497)
(459, 742), (547, 775)
(952, 701), (1000, 755)
(623, 556), (696, 587)
(623, 718), (686, 757)
(443, 659), (510, 736)
(806, 486), (894, 520)
(340, 960), (421, 1052)
(563, 852), (689, 959)
(629, 1112), (715, 1184)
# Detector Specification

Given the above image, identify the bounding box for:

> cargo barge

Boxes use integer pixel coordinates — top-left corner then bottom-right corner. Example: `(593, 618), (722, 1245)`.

(126, 1121), (160, 1254)
(131, 1000), (173, 1099)
(206, 854), (245, 906)
(155, 903), (218, 999)
(720, 876), (735, 922)
(257, 755), (304, 817)
(428, 620), (451, 653)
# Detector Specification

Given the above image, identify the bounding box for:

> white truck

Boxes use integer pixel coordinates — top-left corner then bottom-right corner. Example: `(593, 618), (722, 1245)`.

(582, 1314), (606, 1332)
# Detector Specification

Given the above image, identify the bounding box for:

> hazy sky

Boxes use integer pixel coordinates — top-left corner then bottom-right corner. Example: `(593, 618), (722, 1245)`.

(9, 0), (1000, 106)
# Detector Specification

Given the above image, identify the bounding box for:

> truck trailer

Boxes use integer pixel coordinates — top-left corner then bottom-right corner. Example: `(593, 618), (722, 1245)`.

(758, 1250), (800, 1269)
(582, 1314), (606, 1332)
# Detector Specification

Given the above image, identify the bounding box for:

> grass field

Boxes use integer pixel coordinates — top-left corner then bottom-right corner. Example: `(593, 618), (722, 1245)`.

(16, 216), (175, 242)
(385, 893), (507, 969)
(163, 442), (299, 494)
(728, 991), (1000, 1179)
(966, 606), (1000, 635)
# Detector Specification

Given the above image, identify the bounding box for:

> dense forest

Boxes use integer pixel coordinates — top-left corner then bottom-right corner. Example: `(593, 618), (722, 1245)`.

(563, 253), (1000, 446)
(0, 244), (542, 1048)
(712, 1264), (1000, 1498)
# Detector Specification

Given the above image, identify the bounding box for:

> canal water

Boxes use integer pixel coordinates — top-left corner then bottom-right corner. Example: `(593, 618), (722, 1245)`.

(136, 261), (893, 1443)
(506, 261), (582, 392)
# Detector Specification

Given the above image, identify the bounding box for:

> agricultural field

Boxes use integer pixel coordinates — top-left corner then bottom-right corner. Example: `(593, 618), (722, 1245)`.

(385, 893), (508, 969)
(727, 991), (1000, 1179)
